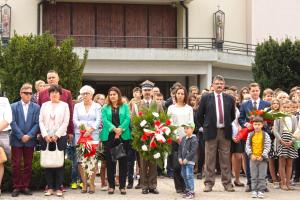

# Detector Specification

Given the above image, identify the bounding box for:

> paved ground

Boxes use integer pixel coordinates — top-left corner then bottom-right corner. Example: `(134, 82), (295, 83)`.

(1, 177), (298, 200)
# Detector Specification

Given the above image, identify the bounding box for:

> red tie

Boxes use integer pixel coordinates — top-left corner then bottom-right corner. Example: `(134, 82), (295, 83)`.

(217, 94), (224, 124)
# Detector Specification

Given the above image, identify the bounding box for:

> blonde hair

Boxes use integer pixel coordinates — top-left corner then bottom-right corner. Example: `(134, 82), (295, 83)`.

(20, 83), (32, 92)
(35, 80), (45, 90)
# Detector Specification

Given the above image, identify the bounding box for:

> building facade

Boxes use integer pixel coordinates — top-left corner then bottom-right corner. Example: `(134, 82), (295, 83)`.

(5, 0), (270, 97)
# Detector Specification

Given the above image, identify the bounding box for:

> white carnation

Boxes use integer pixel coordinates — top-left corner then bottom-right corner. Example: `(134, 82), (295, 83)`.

(140, 120), (147, 127)
(152, 112), (159, 118)
(163, 127), (171, 136)
(142, 145), (148, 151)
(153, 152), (161, 159)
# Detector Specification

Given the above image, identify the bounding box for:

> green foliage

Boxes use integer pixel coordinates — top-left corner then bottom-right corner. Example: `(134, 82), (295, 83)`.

(253, 37), (300, 91)
(131, 103), (177, 168)
(0, 33), (88, 101)
(2, 152), (72, 192)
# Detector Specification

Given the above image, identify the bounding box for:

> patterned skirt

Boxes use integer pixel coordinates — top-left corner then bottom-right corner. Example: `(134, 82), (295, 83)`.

(277, 132), (298, 159)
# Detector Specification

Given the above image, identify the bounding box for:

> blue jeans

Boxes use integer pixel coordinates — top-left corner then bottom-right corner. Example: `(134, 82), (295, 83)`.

(66, 146), (79, 183)
(181, 164), (194, 192)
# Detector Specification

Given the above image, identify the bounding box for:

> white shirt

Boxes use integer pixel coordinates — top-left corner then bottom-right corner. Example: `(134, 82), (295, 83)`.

(21, 100), (30, 122)
(251, 98), (261, 109)
(214, 92), (225, 128)
(167, 104), (194, 139)
(0, 97), (12, 131)
(232, 108), (240, 139)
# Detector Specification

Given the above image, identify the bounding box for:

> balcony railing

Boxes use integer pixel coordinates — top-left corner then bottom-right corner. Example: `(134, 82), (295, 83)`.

(53, 34), (256, 56)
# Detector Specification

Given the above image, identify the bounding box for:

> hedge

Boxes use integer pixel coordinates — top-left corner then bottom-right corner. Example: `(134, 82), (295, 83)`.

(2, 152), (72, 192)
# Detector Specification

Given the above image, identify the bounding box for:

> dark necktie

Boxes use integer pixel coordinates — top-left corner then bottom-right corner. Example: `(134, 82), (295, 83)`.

(253, 101), (257, 110)
(217, 94), (224, 124)
(146, 101), (150, 108)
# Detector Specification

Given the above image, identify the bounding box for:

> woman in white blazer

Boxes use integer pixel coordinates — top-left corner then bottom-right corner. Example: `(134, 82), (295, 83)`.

(39, 84), (70, 197)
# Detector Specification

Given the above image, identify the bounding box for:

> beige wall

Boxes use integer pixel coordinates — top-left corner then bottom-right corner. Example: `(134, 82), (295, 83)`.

(249, 0), (300, 43)
(188, 0), (247, 43)
(7, 0), (37, 36)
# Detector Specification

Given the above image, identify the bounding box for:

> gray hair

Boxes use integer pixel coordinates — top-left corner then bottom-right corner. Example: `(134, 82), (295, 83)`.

(80, 85), (95, 95)
(213, 75), (225, 83)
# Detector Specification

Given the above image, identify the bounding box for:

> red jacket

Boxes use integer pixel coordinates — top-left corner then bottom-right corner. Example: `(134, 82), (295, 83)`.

(38, 88), (74, 135)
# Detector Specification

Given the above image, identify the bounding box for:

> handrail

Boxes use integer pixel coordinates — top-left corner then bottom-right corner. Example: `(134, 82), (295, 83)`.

(52, 34), (256, 56)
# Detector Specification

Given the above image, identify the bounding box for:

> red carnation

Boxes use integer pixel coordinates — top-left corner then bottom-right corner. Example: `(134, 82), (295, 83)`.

(154, 120), (161, 126)
(141, 134), (148, 141)
(150, 141), (157, 149)
(138, 111), (143, 116)
(167, 138), (172, 144)
(80, 130), (86, 135)
(165, 119), (171, 126)
(256, 110), (264, 116)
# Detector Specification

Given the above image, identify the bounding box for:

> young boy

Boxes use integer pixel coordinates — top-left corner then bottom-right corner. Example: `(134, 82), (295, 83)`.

(245, 116), (271, 198)
(178, 123), (198, 199)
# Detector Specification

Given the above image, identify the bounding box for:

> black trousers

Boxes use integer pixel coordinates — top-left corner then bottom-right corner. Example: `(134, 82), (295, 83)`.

(172, 142), (185, 191)
(103, 133), (129, 189)
(197, 132), (205, 174)
(127, 141), (136, 184)
(45, 167), (64, 190)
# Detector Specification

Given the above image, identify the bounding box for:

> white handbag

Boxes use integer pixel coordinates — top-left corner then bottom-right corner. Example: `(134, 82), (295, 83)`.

(40, 143), (64, 168)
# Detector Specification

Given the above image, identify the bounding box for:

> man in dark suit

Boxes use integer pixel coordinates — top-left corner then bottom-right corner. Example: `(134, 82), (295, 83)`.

(196, 75), (236, 192)
(10, 83), (40, 197)
(37, 70), (74, 142)
(238, 82), (270, 192)
(135, 80), (164, 195)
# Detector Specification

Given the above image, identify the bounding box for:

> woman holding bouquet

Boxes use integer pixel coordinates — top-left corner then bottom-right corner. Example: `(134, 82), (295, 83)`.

(167, 86), (194, 193)
(101, 87), (131, 195)
(39, 85), (70, 197)
(73, 85), (102, 194)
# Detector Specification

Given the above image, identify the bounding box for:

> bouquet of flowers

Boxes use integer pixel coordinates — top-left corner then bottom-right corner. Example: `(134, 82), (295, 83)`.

(235, 108), (288, 141)
(76, 124), (101, 177)
(132, 104), (177, 168)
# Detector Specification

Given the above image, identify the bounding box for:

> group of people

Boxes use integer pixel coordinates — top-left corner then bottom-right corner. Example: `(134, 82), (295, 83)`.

(0, 71), (300, 199)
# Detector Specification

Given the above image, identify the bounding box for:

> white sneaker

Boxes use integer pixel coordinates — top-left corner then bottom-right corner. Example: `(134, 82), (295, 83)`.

(101, 185), (108, 191)
(257, 191), (264, 199)
(251, 191), (258, 198)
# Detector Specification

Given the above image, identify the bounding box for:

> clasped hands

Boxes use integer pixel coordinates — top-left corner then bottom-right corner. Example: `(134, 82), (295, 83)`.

(21, 135), (31, 143)
(113, 128), (123, 139)
(280, 140), (293, 148)
(251, 155), (263, 161)
(44, 135), (59, 143)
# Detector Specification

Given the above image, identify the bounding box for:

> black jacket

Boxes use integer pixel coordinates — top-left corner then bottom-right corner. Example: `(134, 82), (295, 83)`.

(196, 92), (235, 141)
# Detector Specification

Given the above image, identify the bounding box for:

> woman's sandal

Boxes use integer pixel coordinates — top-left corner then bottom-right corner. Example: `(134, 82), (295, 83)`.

(234, 181), (245, 187)
(120, 188), (126, 195)
(108, 188), (115, 194)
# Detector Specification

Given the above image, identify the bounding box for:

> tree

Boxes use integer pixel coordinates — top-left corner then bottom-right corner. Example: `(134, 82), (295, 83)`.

(0, 33), (88, 101)
(252, 37), (300, 92)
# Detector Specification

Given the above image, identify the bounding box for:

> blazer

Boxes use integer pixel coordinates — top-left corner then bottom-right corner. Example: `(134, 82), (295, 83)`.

(10, 101), (40, 147)
(39, 101), (70, 138)
(196, 92), (235, 141)
(238, 99), (270, 128)
(38, 88), (74, 134)
(273, 116), (298, 141)
(100, 103), (131, 142)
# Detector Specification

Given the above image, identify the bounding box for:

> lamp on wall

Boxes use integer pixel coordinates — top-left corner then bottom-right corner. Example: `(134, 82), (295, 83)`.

(0, 2), (11, 47)
(213, 5), (225, 50)
(48, 0), (56, 4)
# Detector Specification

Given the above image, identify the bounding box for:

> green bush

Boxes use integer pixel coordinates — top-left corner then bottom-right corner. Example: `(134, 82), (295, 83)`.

(2, 152), (72, 192)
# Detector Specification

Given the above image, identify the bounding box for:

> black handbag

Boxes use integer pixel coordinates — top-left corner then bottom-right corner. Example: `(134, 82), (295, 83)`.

(110, 143), (126, 162)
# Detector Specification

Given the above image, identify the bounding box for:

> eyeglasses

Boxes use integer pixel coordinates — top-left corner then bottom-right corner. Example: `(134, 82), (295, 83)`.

(22, 92), (32, 95)
(81, 92), (90, 96)
(143, 89), (152, 92)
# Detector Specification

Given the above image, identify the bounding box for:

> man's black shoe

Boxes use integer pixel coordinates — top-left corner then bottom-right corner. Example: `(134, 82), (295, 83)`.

(149, 188), (159, 194)
(142, 189), (148, 194)
(127, 183), (133, 189)
(22, 188), (33, 195)
(11, 189), (20, 197)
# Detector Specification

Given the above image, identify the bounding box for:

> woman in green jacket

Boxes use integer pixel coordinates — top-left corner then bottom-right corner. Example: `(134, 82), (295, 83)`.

(101, 87), (131, 195)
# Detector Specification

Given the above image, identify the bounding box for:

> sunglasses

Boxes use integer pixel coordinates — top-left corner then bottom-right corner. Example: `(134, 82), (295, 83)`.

(22, 92), (32, 95)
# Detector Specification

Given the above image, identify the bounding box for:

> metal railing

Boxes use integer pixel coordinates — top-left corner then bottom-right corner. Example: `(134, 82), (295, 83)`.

(52, 34), (256, 56)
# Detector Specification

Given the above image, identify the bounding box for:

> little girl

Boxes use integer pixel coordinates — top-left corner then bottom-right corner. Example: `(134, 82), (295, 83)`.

(268, 99), (281, 188)
(274, 100), (299, 190)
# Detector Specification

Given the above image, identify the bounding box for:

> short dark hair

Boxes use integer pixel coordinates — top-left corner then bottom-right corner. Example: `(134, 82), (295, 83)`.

(48, 84), (62, 95)
(252, 116), (263, 123)
(174, 86), (188, 104)
(213, 75), (225, 83)
(248, 83), (260, 90)
(133, 87), (142, 93)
